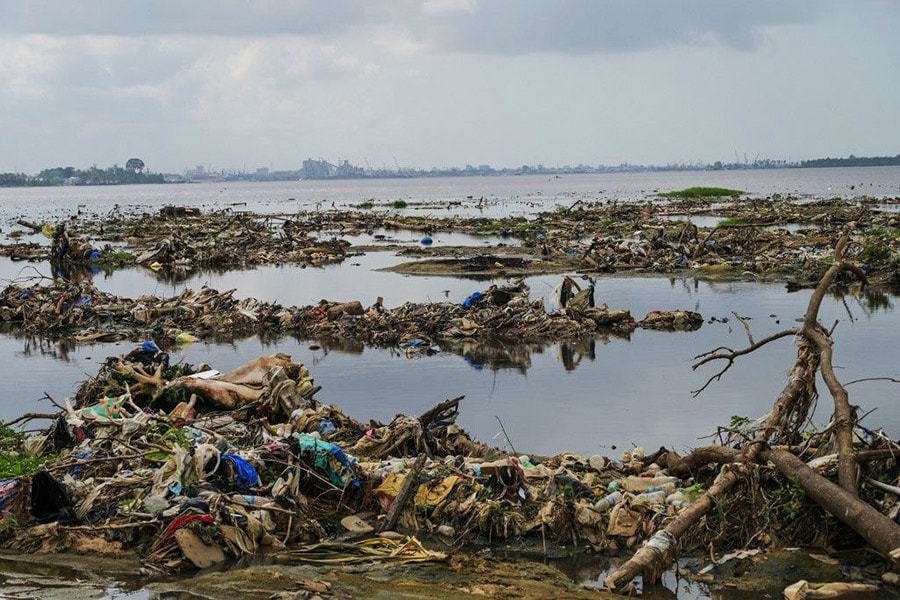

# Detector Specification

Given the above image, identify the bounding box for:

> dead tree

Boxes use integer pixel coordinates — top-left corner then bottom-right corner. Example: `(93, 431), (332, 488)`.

(605, 234), (900, 592)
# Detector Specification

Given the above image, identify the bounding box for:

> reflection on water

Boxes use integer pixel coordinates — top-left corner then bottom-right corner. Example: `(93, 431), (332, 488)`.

(558, 338), (598, 372)
(656, 214), (817, 234)
(15, 336), (77, 362)
(0, 252), (518, 309)
(1, 279), (896, 458)
(834, 287), (895, 315)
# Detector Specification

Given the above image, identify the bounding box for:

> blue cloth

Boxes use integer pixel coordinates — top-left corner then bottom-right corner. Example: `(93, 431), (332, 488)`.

(295, 434), (359, 487)
(461, 291), (483, 308)
(220, 454), (261, 489)
(142, 340), (161, 353)
(0, 479), (21, 513)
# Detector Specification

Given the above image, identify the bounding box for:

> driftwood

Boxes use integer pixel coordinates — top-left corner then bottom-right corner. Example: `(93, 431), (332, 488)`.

(218, 353), (296, 386)
(16, 219), (43, 233)
(606, 234), (897, 592)
(160, 378), (264, 410)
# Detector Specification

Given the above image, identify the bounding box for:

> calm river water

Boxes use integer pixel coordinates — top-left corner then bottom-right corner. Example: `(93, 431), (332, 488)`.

(0, 169), (898, 599)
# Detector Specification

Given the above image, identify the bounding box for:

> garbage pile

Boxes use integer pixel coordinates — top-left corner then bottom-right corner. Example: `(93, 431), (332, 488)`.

(0, 350), (760, 572)
(3, 348), (898, 581)
(4, 196), (896, 284)
(2, 208), (354, 272)
(132, 212), (352, 271)
(0, 278), (702, 348)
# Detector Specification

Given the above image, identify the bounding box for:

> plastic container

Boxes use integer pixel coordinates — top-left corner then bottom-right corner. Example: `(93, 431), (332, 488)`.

(619, 475), (678, 493)
(666, 491), (692, 508)
(642, 482), (677, 494)
(593, 490), (622, 510)
(632, 490), (667, 506)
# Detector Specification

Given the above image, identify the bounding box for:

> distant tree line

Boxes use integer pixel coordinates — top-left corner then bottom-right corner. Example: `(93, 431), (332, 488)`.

(0, 158), (164, 187)
(801, 154), (900, 168)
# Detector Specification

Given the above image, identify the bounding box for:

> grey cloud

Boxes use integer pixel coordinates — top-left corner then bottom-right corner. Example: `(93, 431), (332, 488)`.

(0, 0), (386, 36)
(1, 0), (828, 55)
(409, 0), (829, 55)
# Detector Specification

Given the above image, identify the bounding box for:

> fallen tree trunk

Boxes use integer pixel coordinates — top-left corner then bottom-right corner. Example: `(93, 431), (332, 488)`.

(16, 219), (43, 233)
(765, 448), (900, 564)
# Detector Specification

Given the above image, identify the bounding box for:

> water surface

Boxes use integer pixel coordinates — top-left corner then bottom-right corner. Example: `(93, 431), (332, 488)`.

(2, 167), (899, 224)
(2, 276), (896, 458)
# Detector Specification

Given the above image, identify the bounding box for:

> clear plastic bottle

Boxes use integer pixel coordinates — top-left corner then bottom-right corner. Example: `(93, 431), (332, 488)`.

(593, 490), (623, 510)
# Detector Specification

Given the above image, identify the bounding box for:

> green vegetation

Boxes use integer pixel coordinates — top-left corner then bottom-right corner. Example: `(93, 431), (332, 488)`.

(390, 200), (409, 209)
(598, 216), (619, 228)
(512, 220), (546, 236)
(859, 227), (899, 263)
(861, 242), (892, 263)
(356, 200), (375, 209)
(0, 158), (165, 187)
(862, 226), (900, 239)
(730, 415), (751, 428)
(0, 425), (52, 478)
(716, 217), (749, 228)
(773, 478), (807, 521)
(801, 154), (900, 168)
(660, 187), (745, 199)
(97, 250), (135, 263)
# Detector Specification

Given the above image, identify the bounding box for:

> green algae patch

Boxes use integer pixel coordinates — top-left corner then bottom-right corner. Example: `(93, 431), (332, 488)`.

(661, 187), (745, 198)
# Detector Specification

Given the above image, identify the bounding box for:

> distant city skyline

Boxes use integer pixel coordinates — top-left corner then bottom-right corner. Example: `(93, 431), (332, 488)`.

(2, 2), (900, 174)
(6, 152), (897, 189)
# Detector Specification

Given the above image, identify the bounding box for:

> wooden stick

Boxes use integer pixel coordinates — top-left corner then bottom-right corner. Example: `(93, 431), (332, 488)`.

(379, 454), (426, 534)
(3, 412), (59, 427)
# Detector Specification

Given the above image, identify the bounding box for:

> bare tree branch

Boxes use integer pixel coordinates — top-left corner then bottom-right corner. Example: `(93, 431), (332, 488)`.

(691, 329), (799, 397)
(731, 311), (755, 345)
(844, 377), (900, 387)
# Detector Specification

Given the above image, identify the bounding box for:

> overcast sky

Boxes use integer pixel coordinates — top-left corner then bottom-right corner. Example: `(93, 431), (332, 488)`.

(2, 1), (899, 174)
